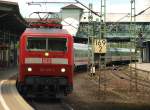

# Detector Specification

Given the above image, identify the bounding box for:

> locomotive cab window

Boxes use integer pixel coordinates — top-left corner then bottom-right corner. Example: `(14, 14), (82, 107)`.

(27, 37), (67, 52)
(48, 38), (67, 51)
(27, 38), (46, 51)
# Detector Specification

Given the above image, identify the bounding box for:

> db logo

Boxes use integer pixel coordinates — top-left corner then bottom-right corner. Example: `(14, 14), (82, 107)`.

(42, 58), (51, 64)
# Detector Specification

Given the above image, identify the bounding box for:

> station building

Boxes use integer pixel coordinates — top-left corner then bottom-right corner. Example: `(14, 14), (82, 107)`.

(0, 1), (27, 68)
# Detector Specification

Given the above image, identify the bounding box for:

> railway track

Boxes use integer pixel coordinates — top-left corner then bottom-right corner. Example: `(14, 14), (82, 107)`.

(88, 75), (112, 84)
(87, 65), (150, 99)
(25, 97), (74, 110)
(110, 66), (150, 89)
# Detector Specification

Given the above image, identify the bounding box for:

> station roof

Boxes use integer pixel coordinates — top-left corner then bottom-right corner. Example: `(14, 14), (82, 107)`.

(0, 1), (27, 34)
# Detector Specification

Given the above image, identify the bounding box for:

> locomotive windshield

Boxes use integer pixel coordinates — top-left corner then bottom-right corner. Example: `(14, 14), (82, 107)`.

(27, 38), (46, 51)
(27, 37), (67, 51)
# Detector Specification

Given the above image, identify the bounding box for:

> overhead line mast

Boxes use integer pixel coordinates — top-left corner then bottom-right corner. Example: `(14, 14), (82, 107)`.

(100, 0), (107, 98)
(88, 3), (95, 77)
(130, 0), (137, 92)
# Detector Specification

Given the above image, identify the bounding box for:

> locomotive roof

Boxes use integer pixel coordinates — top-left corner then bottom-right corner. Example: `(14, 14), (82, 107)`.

(24, 28), (69, 34)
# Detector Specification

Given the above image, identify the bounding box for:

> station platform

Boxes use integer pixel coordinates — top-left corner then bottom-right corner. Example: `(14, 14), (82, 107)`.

(130, 63), (150, 72)
(0, 67), (18, 80)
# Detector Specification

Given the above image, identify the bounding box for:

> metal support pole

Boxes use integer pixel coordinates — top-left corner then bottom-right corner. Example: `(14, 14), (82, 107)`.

(100, 0), (107, 98)
(130, 0), (138, 92)
(88, 3), (95, 77)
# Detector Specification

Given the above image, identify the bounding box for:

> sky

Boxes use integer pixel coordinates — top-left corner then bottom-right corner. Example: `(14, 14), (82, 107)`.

(5, 0), (147, 18)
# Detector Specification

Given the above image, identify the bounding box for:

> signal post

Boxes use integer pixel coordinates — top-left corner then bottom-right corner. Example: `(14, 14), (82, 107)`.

(98, 0), (107, 98)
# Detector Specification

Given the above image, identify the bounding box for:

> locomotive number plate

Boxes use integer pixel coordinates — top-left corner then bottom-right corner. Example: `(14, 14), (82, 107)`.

(42, 58), (51, 64)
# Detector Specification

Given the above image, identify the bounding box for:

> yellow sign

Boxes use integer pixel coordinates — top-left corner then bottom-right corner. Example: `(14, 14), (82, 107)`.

(94, 39), (107, 53)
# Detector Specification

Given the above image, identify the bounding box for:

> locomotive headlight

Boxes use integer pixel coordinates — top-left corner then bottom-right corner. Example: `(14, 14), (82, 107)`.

(45, 52), (49, 57)
(61, 68), (66, 73)
(27, 67), (32, 72)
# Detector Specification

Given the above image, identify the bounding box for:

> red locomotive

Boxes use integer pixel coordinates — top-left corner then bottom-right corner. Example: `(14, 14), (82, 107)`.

(17, 23), (74, 98)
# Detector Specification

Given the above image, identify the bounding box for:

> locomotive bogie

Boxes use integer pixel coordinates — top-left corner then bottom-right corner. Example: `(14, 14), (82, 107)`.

(17, 76), (73, 98)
